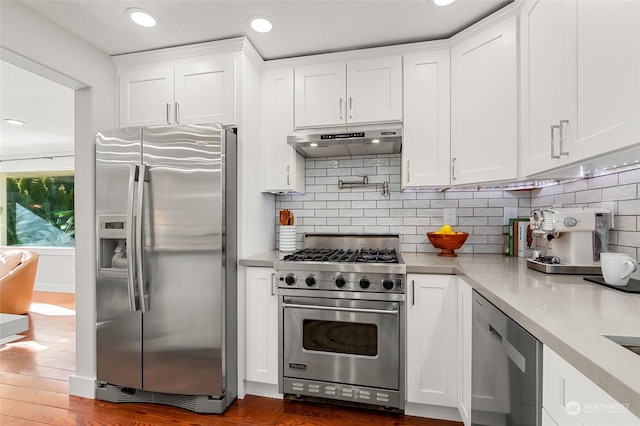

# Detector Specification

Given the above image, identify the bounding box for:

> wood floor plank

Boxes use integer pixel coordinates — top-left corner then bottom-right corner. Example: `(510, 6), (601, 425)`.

(0, 291), (461, 426)
(0, 383), (70, 409)
(0, 371), (68, 394)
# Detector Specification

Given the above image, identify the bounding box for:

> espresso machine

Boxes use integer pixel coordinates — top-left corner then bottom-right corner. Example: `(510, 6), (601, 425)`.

(527, 207), (610, 274)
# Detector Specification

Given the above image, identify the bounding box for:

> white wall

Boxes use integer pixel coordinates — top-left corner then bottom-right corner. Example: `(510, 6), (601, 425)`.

(34, 248), (75, 293)
(0, 1), (117, 398)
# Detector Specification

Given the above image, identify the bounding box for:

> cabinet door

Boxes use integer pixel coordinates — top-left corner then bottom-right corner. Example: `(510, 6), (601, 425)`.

(174, 56), (236, 126)
(406, 274), (458, 407)
(347, 55), (402, 124)
(119, 66), (174, 127)
(262, 68), (305, 193)
(294, 62), (346, 128)
(402, 50), (451, 187)
(457, 279), (472, 426)
(451, 17), (518, 185)
(520, 0), (576, 177)
(543, 345), (640, 426)
(573, 0), (640, 160)
(246, 268), (279, 385)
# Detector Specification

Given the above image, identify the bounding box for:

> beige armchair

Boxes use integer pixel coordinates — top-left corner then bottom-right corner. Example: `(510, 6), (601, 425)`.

(0, 250), (39, 314)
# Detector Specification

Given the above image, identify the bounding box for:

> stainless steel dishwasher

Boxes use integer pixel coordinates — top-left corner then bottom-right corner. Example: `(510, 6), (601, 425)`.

(471, 291), (542, 426)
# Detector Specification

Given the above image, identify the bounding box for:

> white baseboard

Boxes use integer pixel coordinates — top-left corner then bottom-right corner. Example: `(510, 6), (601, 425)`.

(69, 374), (96, 398)
(404, 402), (463, 422)
(35, 282), (75, 293)
(244, 381), (283, 400)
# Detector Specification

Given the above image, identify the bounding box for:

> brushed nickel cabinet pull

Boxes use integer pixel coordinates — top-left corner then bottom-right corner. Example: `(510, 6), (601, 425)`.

(175, 102), (180, 124)
(451, 157), (457, 181)
(166, 103), (171, 125)
(559, 119), (569, 155)
(551, 125), (560, 159)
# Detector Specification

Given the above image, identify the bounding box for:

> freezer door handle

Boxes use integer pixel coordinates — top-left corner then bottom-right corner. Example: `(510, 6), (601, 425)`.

(125, 164), (139, 311)
(135, 163), (148, 313)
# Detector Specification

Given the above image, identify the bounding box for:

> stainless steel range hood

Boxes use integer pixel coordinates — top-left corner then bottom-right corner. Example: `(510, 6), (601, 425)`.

(287, 123), (402, 158)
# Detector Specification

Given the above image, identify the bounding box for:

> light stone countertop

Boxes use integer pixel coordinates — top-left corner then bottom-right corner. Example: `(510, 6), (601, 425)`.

(240, 250), (640, 417)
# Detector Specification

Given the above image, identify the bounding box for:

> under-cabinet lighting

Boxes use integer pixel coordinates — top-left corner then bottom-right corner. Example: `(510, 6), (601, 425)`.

(434, 0), (456, 6)
(127, 8), (157, 28)
(371, 139), (380, 144)
(4, 118), (25, 125)
(310, 143), (318, 147)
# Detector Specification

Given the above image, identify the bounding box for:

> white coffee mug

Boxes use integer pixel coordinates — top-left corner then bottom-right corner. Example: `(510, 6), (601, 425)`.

(600, 252), (638, 286)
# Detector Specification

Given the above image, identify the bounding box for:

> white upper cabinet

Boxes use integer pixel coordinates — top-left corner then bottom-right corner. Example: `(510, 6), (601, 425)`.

(451, 17), (518, 185)
(402, 50), (451, 188)
(573, 1), (640, 160)
(262, 68), (305, 194)
(119, 55), (236, 127)
(119, 66), (174, 127)
(294, 55), (402, 128)
(520, 0), (640, 177)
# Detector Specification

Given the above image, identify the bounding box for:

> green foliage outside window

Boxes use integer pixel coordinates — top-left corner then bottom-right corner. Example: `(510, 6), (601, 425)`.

(6, 176), (75, 247)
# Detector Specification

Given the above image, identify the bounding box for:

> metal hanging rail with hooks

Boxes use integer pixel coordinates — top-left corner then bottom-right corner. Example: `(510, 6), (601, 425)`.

(338, 175), (390, 197)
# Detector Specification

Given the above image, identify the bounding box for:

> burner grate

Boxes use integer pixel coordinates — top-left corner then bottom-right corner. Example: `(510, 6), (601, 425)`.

(283, 248), (399, 264)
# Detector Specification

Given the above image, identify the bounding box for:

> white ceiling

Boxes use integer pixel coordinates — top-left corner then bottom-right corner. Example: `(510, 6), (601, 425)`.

(20, 0), (513, 59)
(1, 0), (512, 162)
(0, 60), (74, 161)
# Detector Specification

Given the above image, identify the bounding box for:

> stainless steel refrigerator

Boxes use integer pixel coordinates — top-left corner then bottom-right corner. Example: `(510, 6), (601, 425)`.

(95, 123), (237, 413)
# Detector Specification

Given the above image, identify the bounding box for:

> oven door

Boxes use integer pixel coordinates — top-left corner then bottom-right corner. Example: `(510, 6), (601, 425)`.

(282, 295), (400, 390)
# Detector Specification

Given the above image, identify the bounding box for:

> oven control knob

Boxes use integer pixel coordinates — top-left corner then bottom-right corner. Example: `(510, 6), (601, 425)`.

(305, 275), (317, 287)
(335, 276), (347, 288)
(359, 277), (371, 289)
(383, 278), (395, 290)
(285, 274), (296, 286)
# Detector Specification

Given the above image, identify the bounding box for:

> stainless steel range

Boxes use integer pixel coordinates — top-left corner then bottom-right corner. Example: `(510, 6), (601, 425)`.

(274, 234), (406, 411)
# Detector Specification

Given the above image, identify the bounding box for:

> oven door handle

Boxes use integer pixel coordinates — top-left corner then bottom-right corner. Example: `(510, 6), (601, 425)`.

(281, 302), (399, 316)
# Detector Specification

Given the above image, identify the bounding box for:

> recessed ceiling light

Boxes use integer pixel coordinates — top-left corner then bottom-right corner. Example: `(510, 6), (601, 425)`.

(127, 8), (157, 28)
(434, 0), (456, 5)
(250, 16), (273, 33)
(4, 118), (26, 126)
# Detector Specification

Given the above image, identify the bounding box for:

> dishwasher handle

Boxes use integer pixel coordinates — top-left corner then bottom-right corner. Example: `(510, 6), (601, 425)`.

(489, 324), (526, 373)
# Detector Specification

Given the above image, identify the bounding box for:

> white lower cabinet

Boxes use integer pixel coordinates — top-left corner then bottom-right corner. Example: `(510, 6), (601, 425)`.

(457, 279), (472, 426)
(406, 274), (458, 408)
(543, 345), (640, 426)
(246, 267), (279, 385)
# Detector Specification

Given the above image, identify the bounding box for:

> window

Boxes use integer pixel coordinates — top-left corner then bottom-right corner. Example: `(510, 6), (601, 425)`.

(5, 175), (75, 247)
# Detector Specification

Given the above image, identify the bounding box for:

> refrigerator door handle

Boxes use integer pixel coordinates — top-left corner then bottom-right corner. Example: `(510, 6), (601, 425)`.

(136, 163), (148, 313)
(126, 164), (139, 312)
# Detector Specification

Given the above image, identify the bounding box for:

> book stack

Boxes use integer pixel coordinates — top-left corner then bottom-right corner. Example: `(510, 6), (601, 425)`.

(508, 218), (532, 257)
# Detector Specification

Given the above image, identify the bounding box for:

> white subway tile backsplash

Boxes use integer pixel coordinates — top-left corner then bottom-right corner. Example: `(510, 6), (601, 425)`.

(602, 184), (636, 201)
(275, 155), (640, 257)
(575, 189), (602, 203)
(326, 217), (352, 226)
(460, 199), (488, 208)
(339, 209), (364, 217)
(554, 192), (576, 206)
(619, 168), (640, 185)
(618, 199), (640, 215)
(489, 198), (518, 207)
(588, 174), (618, 189)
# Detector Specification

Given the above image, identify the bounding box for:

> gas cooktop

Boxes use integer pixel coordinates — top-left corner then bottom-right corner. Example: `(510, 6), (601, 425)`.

(282, 248), (400, 264)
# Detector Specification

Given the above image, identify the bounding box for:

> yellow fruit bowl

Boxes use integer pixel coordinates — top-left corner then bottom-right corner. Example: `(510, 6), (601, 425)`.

(427, 232), (469, 257)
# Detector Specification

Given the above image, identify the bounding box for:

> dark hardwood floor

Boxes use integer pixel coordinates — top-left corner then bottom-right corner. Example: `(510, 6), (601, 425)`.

(1, 291), (460, 425)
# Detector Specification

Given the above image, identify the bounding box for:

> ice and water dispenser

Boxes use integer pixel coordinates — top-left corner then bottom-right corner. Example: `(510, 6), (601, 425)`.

(98, 215), (128, 277)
